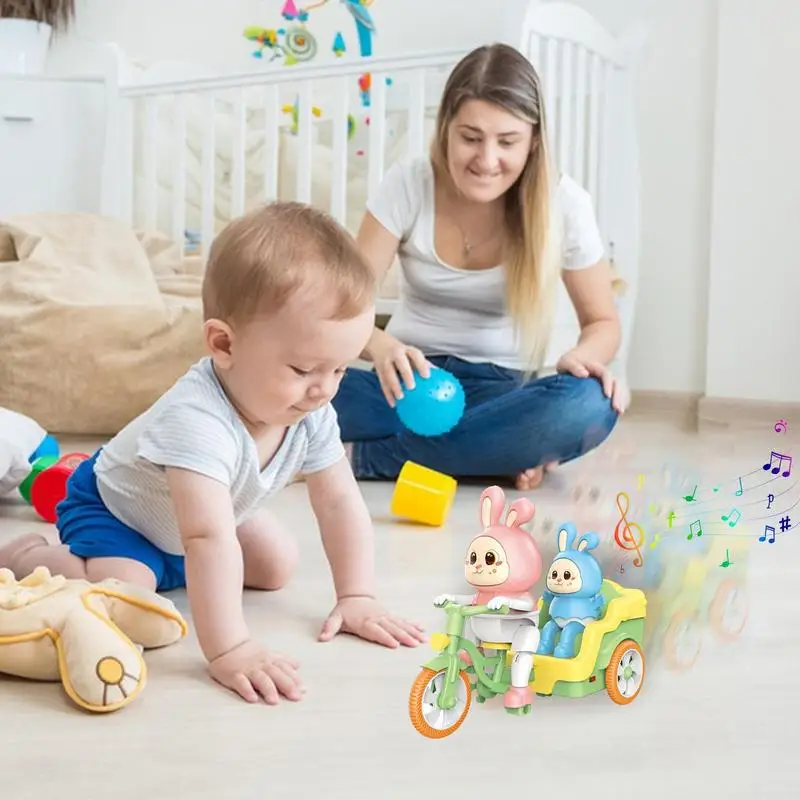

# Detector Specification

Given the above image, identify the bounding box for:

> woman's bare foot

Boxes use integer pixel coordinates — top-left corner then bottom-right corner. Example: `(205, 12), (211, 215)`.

(515, 462), (559, 492)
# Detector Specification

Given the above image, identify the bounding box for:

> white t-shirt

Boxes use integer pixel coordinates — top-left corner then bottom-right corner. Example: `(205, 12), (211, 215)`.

(367, 157), (604, 370)
(94, 358), (344, 555)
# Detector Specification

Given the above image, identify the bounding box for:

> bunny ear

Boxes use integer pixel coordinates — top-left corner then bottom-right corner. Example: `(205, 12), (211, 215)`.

(557, 523), (577, 551)
(505, 498), (535, 528)
(479, 486), (506, 528)
(576, 532), (600, 552)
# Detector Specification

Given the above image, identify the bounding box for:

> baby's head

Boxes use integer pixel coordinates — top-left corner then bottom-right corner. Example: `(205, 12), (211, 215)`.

(202, 202), (376, 426)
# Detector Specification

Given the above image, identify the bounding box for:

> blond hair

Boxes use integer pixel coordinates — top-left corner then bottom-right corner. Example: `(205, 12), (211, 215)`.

(430, 43), (562, 370)
(202, 201), (375, 324)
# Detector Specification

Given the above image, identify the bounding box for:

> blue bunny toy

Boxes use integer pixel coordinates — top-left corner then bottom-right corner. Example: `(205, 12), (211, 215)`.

(536, 523), (606, 659)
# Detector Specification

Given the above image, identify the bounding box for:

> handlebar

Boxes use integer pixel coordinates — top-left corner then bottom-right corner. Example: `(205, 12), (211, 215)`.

(441, 601), (510, 617)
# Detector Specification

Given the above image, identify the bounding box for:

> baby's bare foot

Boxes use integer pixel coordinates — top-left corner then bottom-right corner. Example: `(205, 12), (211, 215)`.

(514, 462), (559, 492)
(0, 533), (49, 575)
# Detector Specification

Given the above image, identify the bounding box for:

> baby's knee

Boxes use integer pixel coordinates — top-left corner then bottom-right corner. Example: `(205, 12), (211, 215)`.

(238, 512), (299, 591)
(251, 542), (298, 591)
(85, 557), (157, 590)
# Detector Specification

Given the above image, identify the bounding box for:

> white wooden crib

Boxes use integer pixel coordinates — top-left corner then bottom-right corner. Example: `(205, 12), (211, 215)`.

(4, 1), (648, 380)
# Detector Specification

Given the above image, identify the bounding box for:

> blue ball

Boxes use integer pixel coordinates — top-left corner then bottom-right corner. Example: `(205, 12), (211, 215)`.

(395, 367), (465, 437)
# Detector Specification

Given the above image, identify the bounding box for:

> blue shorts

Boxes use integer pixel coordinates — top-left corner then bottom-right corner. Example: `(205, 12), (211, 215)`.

(56, 451), (185, 592)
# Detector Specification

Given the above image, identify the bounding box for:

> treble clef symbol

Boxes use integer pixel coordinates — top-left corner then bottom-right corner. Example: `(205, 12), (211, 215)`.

(614, 491), (645, 567)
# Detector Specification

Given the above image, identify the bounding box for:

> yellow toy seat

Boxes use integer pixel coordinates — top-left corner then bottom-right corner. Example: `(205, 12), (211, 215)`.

(531, 580), (647, 694)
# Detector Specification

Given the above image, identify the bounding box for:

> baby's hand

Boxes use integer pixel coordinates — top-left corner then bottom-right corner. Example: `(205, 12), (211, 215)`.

(319, 596), (425, 648)
(434, 594), (456, 606)
(208, 639), (305, 704)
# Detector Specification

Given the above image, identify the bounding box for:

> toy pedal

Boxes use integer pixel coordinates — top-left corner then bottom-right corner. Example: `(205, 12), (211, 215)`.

(505, 704), (531, 716)
(390, 460), (457, 527)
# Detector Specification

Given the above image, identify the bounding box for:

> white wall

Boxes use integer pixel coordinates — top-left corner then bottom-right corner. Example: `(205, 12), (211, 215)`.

(39, 0), (789, 401)
(706, 0), (800, 403)
(48, 0), (504, 74)
(566, 0), (718, 396)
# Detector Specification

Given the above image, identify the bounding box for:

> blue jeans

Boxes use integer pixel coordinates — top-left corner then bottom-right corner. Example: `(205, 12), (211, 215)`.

(332, 355), (619, 480)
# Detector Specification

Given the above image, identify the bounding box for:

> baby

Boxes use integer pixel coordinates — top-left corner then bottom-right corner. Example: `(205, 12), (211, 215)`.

(0, 202), (424, 704)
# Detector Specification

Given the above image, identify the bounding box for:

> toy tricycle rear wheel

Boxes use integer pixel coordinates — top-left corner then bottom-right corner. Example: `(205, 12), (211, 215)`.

(605, 640), (645, 704)
(409, 667), (471, 739)
(709, 579), (748, 642)
(663, 609), (702, 670)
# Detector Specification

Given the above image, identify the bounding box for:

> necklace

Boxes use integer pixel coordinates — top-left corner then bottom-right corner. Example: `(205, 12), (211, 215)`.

(452, 218), (499, 259)
(462, 230), (497, 257)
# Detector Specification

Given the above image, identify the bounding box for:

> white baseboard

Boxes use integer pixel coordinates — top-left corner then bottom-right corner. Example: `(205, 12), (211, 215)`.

(698, 396), (800, 432)
(627, 391), (800, 432)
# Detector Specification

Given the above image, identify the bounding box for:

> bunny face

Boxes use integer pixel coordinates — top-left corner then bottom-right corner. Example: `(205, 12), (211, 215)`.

(464, 535), (509, 586)
(465, 486), (542, 595)
(544, 523), (604, 597)
(546, 557), (583, 594)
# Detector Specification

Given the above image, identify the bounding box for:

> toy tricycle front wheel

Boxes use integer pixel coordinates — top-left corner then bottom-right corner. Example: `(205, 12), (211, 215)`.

(409, 667), (471, 739)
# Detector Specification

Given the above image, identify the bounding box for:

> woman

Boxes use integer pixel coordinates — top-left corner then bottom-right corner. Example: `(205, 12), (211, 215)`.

(333, 43), (627, 491)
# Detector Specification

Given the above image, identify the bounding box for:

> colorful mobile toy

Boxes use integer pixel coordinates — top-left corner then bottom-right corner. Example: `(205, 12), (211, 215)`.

(409, 511), (648, 739)
(243, 21), (317, 64)
(281, 97), (357, 140)
(303, 0), (375, 57)
(332, 31), (346, 56)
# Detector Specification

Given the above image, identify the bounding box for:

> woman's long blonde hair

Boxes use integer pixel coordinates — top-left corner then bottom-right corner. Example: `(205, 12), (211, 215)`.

(430, 43), (562, 371)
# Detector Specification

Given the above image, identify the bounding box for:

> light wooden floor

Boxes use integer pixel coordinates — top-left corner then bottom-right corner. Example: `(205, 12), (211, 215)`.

(0, 416), (796, 799)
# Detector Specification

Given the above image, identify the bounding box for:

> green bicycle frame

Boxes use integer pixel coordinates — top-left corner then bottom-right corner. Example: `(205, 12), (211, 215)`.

(427, 602), (510, 711)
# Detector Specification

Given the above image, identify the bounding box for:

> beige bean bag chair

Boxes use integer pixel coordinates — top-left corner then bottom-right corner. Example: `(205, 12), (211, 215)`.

(0, 214), (206, 435)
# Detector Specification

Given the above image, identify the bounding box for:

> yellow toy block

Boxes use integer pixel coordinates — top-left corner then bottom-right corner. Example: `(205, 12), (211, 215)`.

(391, 461), (457, 527)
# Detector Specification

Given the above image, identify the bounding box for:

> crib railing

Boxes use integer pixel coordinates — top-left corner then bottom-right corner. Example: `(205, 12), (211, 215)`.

(518, 1), (645, 376)
(523, 13), (631, 265)
(100, 50), (465, 258)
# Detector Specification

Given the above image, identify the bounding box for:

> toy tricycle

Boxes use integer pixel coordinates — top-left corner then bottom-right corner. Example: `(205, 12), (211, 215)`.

(408, 578), (647, 739)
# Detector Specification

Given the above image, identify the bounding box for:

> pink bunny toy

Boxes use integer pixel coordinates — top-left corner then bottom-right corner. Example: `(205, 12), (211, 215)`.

(433, 485), (543, 712)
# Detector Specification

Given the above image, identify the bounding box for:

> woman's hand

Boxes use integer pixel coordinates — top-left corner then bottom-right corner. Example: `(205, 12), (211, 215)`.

(365, 329), (431, 407)
(556, 349), (629, 414)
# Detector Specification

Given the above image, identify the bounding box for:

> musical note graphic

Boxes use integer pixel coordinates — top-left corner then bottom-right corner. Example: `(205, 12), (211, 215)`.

(763, 451), (792, 477)
(720, 549), (732, 568)
(767, 493), (774, 509)
(687, 520), (703, 540)
(735, 477), (743, 496)
(637, 474), (645, 490)
(759, 524), (776, 544)
(683, 485), (697, 502)
(722, 508), (741, 528)
(649, 533), (661, 550)
(667, 511), (676, 528)
(614, 492), (645, 567)
(774, 419), (788, 433)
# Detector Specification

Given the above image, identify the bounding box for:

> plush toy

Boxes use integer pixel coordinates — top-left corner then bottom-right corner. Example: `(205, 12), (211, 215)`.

(537, 523), (606, 659)
(0, 567), (187, 712)
(0, 407), (58, 496)
(434, 486), (543, 713)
